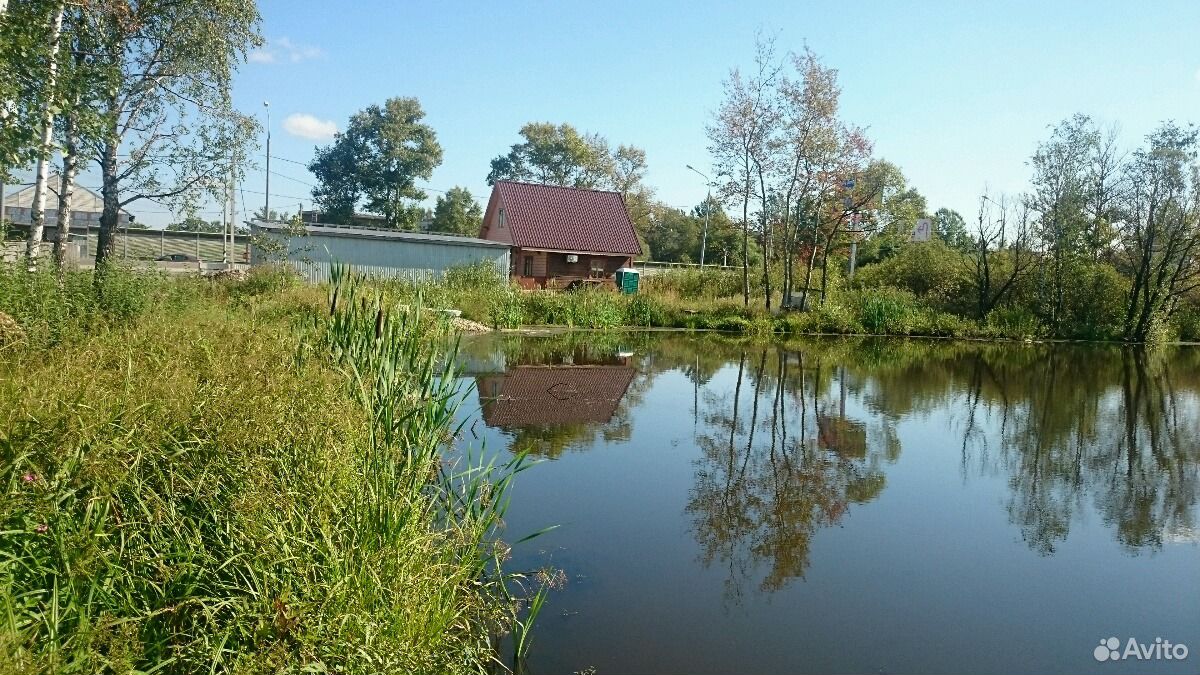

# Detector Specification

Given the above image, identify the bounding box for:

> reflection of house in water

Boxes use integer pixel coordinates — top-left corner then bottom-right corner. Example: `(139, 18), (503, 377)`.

(478, 361), (635, 428)
(816, 416), (868, 459)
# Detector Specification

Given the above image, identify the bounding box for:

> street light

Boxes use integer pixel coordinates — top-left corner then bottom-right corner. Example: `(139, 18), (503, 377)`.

(263, 101), (270, 222)
(686, 164), (712, 267)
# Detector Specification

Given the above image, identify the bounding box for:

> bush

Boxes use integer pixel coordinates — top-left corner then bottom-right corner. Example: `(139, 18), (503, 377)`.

(487, 286), (524, 328)
(853, 242), (974, 313)
(854, 287), (921, 335)
(624, 293), (672, 327)
(443, 261), (504, 291)
(0, 263), (188, 348)
(1, 265), (525, 673)
(1174, 302), (1200, 342)
(985, 306), (1043, 339)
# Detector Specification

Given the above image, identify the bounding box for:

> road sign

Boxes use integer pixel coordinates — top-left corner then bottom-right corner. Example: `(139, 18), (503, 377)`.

(912, 218), (932, 242)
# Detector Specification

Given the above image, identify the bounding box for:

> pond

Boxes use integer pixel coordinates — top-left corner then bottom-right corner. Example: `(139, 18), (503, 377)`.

(454, 332), (1200, 675)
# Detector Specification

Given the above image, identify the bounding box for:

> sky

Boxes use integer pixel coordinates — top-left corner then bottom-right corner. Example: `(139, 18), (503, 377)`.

(13, 0), (1200, 229)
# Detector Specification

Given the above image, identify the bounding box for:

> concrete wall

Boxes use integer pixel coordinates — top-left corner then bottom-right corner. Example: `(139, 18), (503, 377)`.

(253, 226), (510, 283)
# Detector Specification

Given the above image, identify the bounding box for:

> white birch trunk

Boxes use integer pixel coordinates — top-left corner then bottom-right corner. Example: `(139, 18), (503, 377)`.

(25, 2), (66, 269)
(53, 115), (79, 272)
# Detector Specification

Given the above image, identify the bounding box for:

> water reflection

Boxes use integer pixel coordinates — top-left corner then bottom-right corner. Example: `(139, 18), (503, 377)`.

(472, 337), (640, 457)
(687, 348), (896, 598)
(463, 334), (1200, 563)
(459, 333), (1199, 674)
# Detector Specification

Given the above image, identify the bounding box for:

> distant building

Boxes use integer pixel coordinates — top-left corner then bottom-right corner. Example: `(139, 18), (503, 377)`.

(250, 219), (509, 282)
(2, 178), (132, 229)
(479, 181), (641, 289)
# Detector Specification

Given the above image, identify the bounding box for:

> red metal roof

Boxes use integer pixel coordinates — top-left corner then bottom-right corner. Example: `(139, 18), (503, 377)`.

(494, 181), (642, 255)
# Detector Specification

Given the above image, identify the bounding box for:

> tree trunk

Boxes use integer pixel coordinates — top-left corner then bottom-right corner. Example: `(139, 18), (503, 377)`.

(799, 230), (818, 310)
(25, 2), (66, 269)
(53, 113), (79, 274)
(96, 133), (121, 270)
(741, 181), (750, 306)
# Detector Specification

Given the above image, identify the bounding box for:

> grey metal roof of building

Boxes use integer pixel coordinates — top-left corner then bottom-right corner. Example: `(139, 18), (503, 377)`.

(252, 220), (509, 248)
(3, 177), (131, 216)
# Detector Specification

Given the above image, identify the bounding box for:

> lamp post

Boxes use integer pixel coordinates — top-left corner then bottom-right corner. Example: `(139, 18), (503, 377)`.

(686, 164), (712, 267)
(263, 101), (270, 222)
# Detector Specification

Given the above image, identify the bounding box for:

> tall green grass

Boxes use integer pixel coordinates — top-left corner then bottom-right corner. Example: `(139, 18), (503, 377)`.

(0, 262), (536, 674)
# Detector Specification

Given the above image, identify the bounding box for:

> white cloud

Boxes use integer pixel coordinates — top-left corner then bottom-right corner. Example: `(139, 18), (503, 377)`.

(248, 37), (323, 65)
(283, 113), (337, 140)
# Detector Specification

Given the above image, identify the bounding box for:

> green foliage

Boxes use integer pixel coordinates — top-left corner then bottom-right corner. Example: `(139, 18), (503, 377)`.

(623, 293), (673, 327)
(1174, 302), (1200, 342)
(429, 186), (483, 235)
(985, 306), (1043, 340)
(855, 287), (921, 335)
(310, 97), (443, 229)
(644, 267), (747, 300)
(0, 263), (180, 348)
(487, 286), (524, 329)
(166, 216), (224, 233)
(487, 122), (617, 189)
(0, 263), (530, 674)
(854, 241), (974, 314)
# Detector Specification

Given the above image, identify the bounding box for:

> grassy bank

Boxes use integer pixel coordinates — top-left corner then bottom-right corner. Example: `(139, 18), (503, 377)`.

(0, 264), (531, 674)
(366, 262), (1200, 343)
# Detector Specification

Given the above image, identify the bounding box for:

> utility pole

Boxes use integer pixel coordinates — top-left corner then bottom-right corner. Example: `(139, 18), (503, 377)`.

(686, 164), (712, 267)
(263, 101), (271, 222)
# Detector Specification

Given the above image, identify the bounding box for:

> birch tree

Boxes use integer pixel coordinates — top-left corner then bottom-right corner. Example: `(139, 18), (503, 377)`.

(23, 1), (63, 268)
(708, 36), (780, 306)
(86, 0), (261, 270)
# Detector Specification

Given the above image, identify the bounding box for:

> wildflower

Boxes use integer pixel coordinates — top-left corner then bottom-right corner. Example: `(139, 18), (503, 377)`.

(35, 523), (48, 534)
(22, 472), (36, 483)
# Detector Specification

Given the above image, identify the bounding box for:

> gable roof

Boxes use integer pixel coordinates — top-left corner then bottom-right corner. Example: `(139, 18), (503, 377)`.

(3, 177), (129, 216)
(492, 181), (641, 255)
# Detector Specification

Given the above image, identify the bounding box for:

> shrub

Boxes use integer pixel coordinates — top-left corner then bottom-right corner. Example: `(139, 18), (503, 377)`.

(1174, 302), (1200, 342)
(624, 293), (671, 327)
(443, 261), (504, 291)
(985, 306), (1043, 339)
(487, 286), (524, 328)
(854, 287), (920, 335)
(853, 241), (974, 313)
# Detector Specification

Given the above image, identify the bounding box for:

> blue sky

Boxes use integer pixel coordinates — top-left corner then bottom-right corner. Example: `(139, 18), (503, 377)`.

(22, 0), (1200, 228)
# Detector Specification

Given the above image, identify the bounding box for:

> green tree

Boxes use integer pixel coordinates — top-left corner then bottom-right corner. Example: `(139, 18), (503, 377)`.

(645, 206), (701, 262)
(167, 216), (223, 233)
(486, 122), (614, 188)
(429, 186), (482, 236)
(310, 97), (443, 230)
(83, 0), (262, 269)
(1118, 122), (1200, 342)
(933, 207), (972, 251)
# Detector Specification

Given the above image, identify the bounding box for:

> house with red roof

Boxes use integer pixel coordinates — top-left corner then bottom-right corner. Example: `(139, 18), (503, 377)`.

(479, 181), (642, 289)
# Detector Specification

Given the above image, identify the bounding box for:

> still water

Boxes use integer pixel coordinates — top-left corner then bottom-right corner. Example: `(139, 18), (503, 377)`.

(455, 332), (1200, 675)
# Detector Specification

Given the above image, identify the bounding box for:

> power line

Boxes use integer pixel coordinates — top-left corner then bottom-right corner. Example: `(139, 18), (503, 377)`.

(269, 170), (315, 188)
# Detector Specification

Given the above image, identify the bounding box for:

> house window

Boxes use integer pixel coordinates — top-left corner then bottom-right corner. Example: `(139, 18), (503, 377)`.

(590, 258), (605, 278)
(523, 255), (533, 277)
(498, 208), (505, 228)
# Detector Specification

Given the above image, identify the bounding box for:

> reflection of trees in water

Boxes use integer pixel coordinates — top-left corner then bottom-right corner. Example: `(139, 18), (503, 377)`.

(955, 347), (1200, 554)
(474, 332), (1200, 563)
(687, 347), (896, 601)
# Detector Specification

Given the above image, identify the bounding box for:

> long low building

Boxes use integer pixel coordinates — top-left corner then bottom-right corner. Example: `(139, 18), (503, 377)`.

(250, 220), (510, 282)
